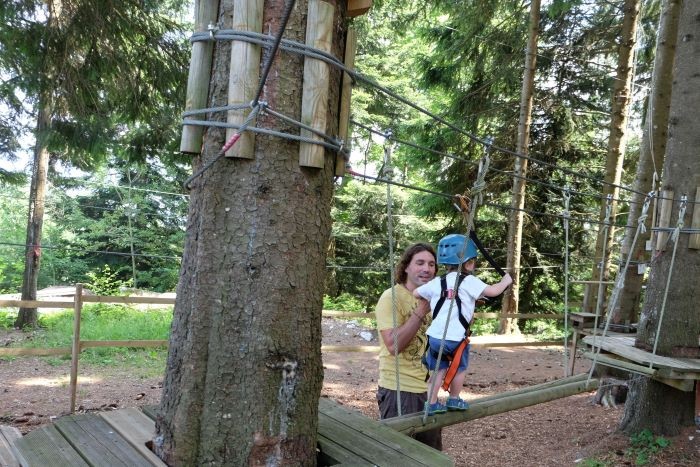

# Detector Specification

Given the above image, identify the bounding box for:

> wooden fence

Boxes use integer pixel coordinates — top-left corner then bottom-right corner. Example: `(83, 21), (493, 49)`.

(1, 285), (569, 412)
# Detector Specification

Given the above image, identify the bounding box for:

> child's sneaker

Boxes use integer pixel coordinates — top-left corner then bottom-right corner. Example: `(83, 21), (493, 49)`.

(446, 397), (469, 411)
(425, 401), (447, 415)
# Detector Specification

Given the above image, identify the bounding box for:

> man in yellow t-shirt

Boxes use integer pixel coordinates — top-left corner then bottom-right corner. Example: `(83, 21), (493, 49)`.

(375, 242), (442, 450)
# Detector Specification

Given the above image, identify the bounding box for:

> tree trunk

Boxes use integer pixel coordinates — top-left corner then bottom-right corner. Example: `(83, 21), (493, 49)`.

(612, 0), (681, 325)
(15, 1), (59, 329)
(154, 1), (344, 465)
(499, 0), (540, 335)
(621, 0), (700, 435)
(584, 0), (641, 312)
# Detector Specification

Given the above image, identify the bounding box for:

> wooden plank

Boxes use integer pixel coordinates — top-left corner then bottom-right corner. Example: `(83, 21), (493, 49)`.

(347, 0), (372, 17)
(689, 187), (700, 249)
(180, 0), (220, 153)
(225, 0), (263, 159)
(299, 0), (335, 168)
(0, 346), (71, 357)
(320, 398), (453, 467)
(0, 425), (22, 467)
(583, 335), (700, 372)
(655, 189), (674, 250)
(100, 408), (165, 466)
(0, 299), (73, 308)
(141, 405), (160, 421)
(13, 424), (90, 467)
(82, 296), (175, 305)
(81, 340), (168, 348)
(317, 434), (374, 466)
(55, 415), (154, 466)
(335, 27), (357, 176)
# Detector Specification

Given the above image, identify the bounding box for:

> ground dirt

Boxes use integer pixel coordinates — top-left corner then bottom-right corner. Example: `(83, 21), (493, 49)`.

(1, 318), (698, 466)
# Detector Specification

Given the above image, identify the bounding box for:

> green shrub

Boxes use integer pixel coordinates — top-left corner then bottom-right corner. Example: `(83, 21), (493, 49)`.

(627, 429), (670, 466)
(85, 265), (133, 296)
(323, 293), (365, 312)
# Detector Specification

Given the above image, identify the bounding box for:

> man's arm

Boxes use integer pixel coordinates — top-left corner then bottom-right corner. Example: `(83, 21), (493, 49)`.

(379, 299), (430, 356)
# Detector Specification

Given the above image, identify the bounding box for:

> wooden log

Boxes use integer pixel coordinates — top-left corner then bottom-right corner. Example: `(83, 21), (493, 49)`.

(335, 27), (357, 176)
(70, 284), (83, 414)
(655, 189), (674, 250)
(689, 187), (700, 249)
(225, 0), (263, 158)
(382, 376), (598, 434)
(299, 0), (335, 168)
(347, 0), (372, 17)
(180, 0), (220, 154)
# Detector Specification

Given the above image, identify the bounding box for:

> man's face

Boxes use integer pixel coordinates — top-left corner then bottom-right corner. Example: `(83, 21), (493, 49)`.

(404, 250), (436, 291)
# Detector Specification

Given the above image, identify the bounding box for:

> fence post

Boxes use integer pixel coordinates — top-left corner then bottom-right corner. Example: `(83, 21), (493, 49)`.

(69, 283), (83, 414)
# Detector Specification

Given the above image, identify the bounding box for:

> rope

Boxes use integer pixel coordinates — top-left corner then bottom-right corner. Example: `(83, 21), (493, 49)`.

(183, 103), (262, 190)
(381, 133), (403, 415)
(562, 186), (571, 376)
(587, 191), (654, 383)
(591, 194), (613, 336)
(648, 195), (687, 368)
(422, 146), (492, 425)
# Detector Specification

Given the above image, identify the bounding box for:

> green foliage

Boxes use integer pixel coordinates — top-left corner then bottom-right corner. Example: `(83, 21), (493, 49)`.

(85, 265), (133, 296)
(0, 311), (16, 329)
(627, 429), (670, 466)
(323, 294), (366, 312)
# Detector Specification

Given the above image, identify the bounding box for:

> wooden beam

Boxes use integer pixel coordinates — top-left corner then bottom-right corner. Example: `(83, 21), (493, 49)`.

(655, 189), (674, 250)
(335, 27), (357, 176)
(180, 0), (221, 153)
(226, 0), (263, 158)
(0, 425), (22, 467)
(382, 376), (598, 434)
(70, 284), (83, 414)
(0, 347), (71, 357)
(299, 0), (335, 168)
(100, 408), (166, 466)
(689, 187), (700, 249)
(82, 296), (175, 305)
(347, 0), (372, 17)
(0, 299), (73, 309)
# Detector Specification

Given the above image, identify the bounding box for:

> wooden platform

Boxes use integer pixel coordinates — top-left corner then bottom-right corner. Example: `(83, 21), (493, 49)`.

(1, 399), (452, 466)
(583, 335), (700, 391)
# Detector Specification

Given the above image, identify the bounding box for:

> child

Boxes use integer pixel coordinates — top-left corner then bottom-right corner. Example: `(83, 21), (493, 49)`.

(413, 234), (512, 414)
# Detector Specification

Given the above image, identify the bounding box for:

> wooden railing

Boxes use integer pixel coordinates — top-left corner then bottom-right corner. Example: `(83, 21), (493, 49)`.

(1, 286), (573, 412)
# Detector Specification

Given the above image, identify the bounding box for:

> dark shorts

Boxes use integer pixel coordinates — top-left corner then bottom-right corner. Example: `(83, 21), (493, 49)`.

(425, 336), (470, 372)
(377, 386), (443, 451)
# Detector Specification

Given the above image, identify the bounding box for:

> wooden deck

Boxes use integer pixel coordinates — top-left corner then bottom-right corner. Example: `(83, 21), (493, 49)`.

(583, 335), (700, 391)
(1, 399), (452, 466)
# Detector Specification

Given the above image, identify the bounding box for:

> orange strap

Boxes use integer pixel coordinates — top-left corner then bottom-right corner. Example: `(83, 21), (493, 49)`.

(441, 337), (469, 391)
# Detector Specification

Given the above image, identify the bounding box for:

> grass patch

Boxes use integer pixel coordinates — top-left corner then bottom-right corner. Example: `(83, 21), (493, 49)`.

(581, 429), (671, 467)
(3, 303), (172, 368)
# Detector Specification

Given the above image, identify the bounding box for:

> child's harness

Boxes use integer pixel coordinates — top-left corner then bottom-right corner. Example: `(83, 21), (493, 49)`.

(425, 273), (472, 391)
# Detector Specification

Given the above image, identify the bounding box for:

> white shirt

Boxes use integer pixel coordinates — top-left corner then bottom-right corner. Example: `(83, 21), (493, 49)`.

(415, 272), (487, 341)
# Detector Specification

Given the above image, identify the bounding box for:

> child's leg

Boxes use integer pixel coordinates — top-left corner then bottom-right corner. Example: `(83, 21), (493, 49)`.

(428, 368), (447, 403)
(449, 369), (468, 399)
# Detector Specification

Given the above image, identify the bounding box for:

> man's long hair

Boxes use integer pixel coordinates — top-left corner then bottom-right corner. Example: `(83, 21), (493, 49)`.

(395, 243), (437, 285)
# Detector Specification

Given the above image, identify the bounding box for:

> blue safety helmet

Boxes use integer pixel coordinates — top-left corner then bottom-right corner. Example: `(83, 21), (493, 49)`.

(437, 234), (478, 265)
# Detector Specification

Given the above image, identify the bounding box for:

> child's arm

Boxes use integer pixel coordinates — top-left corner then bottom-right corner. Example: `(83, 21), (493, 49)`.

(482, 273), (513, 297)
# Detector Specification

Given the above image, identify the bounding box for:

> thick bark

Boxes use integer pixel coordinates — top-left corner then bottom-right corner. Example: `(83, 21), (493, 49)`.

(16, 1), (59, 329)
(585, 0), (641, 311)
(621, 0), (700, 435)
(155, 1), (344, 465)
(499, 0), (540, 335)
(612, 0), (681, 325)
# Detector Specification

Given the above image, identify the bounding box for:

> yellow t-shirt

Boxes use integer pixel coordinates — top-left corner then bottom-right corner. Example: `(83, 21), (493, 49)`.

(375, 284), (430, 393)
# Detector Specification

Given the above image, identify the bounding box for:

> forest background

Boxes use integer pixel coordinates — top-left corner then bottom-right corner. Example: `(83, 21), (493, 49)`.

(0, 0), (661, 321)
